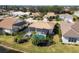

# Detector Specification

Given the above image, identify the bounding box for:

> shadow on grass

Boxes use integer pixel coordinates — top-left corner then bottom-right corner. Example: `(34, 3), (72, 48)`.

(32, 40), (56, 47)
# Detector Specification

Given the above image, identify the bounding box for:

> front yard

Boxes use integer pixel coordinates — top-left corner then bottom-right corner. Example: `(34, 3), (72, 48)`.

(0, 35), (79, 53)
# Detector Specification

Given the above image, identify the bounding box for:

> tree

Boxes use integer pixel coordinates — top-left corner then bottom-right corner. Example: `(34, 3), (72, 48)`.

(48, 16), (55, 21)
(73, 15), (78, 21)
(38, 6), (64, 13)
(56, 15), (61, 21)
(14, 35), (29, 44)
(19, 15), (28, 19)
(53, 23), (61, 35)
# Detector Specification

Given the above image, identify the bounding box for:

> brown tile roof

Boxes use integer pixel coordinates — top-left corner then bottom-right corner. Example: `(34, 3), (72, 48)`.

(47, 12), (56, 16)
(0, 17), (17, 29)
(44, 12), (56, 18)
(29, 21), (55, 29)
(63, 29), (79, 37)
(72, 21), (79, 33)
(31, 12), (40, 16)
(61, 21), (79, 37)
(60, 21), (73, 35)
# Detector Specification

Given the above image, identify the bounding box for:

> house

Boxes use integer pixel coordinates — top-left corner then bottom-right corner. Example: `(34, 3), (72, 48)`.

(44, 12), (56, 18)
(0, 17), (27, 34)
(59, 14), (74, 23)
(25, 17), (49, 24)
(30, 12), (41, 18)
(60, 21), (79, 44)
(0, 15), (8, 21)
(42, 18), (49, 22)
(10, 11), (25, 16)
(24, 18), (38, 23)
(9, 11), (31, 16)
(25, 12), (31, 16)
(64, 7), (71, 13)
(28, 21), (55, 34)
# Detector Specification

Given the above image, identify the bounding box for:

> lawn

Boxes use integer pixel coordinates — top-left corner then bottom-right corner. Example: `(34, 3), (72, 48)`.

(0, 35), (79, 53)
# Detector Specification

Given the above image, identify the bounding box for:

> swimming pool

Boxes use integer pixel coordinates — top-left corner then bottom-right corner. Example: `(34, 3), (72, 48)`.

(32, 33), (46, 40)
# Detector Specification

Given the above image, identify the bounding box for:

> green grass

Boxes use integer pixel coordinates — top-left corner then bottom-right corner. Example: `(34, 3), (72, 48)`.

(0, 35), (79, 53)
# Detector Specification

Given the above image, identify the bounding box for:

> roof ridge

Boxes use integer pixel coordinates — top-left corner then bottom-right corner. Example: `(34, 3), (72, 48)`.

(63, 24), (79, 37)
(72, 28), (79, 35)
(71, 21), (79, 33)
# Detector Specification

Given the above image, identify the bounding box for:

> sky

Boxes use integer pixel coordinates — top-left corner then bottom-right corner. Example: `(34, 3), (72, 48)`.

(0, 0), (79, 5)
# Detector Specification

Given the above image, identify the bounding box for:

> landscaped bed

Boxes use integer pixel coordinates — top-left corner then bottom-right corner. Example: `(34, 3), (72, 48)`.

(31, 33), (53, 46)
(1, 35), (79, 52)
(14, 35), (29, 44)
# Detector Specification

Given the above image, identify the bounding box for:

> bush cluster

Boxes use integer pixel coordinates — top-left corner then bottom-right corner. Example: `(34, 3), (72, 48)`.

(31, 34), (53, 46)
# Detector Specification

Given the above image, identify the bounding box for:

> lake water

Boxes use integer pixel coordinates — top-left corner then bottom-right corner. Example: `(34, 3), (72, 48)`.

(0, 46), (22, 53)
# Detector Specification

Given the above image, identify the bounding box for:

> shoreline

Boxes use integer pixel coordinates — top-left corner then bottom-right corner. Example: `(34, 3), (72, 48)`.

(0, 44), (26, 53)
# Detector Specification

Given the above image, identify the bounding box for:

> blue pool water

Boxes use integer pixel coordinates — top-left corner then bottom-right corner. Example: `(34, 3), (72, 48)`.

(32, 33), (46, 40)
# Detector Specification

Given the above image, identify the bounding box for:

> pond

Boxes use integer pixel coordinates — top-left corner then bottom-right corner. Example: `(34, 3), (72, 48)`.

(0, 46), (22, 53)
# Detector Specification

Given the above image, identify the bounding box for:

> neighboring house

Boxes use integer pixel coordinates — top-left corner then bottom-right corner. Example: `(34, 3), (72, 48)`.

(42, 18), (49, 22)
(44, 12), (56, 18)
(60, 21), (79, 44)
(74, 11), (79, 17)
(59, 14), (74, 23)
(9, 11), (31, 16)
(0, 9), (7, 12)
(30, 12), (41, 18)
(64, 7), (71, 13)
(0, 15), (8, 21)
(25, 12), (31, 16)
(0, 17), (27, 34)
(28, 21), (55, 34)
(25, 17), (49, 24)
(24, 18), (38, 23)
(0, 9), (4, 12)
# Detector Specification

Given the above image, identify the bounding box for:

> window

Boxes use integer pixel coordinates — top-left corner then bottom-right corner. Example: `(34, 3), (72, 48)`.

(68, 37), (77, 42)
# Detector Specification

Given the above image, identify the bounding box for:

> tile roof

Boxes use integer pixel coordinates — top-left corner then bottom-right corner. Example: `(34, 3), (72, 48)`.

(61, 21), (79, 37)
(44, 12), (56, 18)
(0, 17), (17, 29)
(31, 12), (41, 16)
(46, 12), (56, 16)
(60, 21), (73, 35)
(29, 21), (55, 29)
(63, 29), (79, 37)
(72, 21), (79, 33)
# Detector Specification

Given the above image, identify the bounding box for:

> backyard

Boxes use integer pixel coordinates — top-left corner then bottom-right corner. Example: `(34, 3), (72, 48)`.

(0, 35), (79, 53)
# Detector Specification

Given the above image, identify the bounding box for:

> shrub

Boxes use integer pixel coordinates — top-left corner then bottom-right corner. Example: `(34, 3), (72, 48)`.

(31, 34), (53, 46)
(32, 31), (36, 35)
(14, 35), (29, 44)
(48, 16), (55, 21)
(34, 16), (43, 20)
(19, 15), (28, 19)
(73, 15), (78, 22)
(56, 15), (61, 21)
